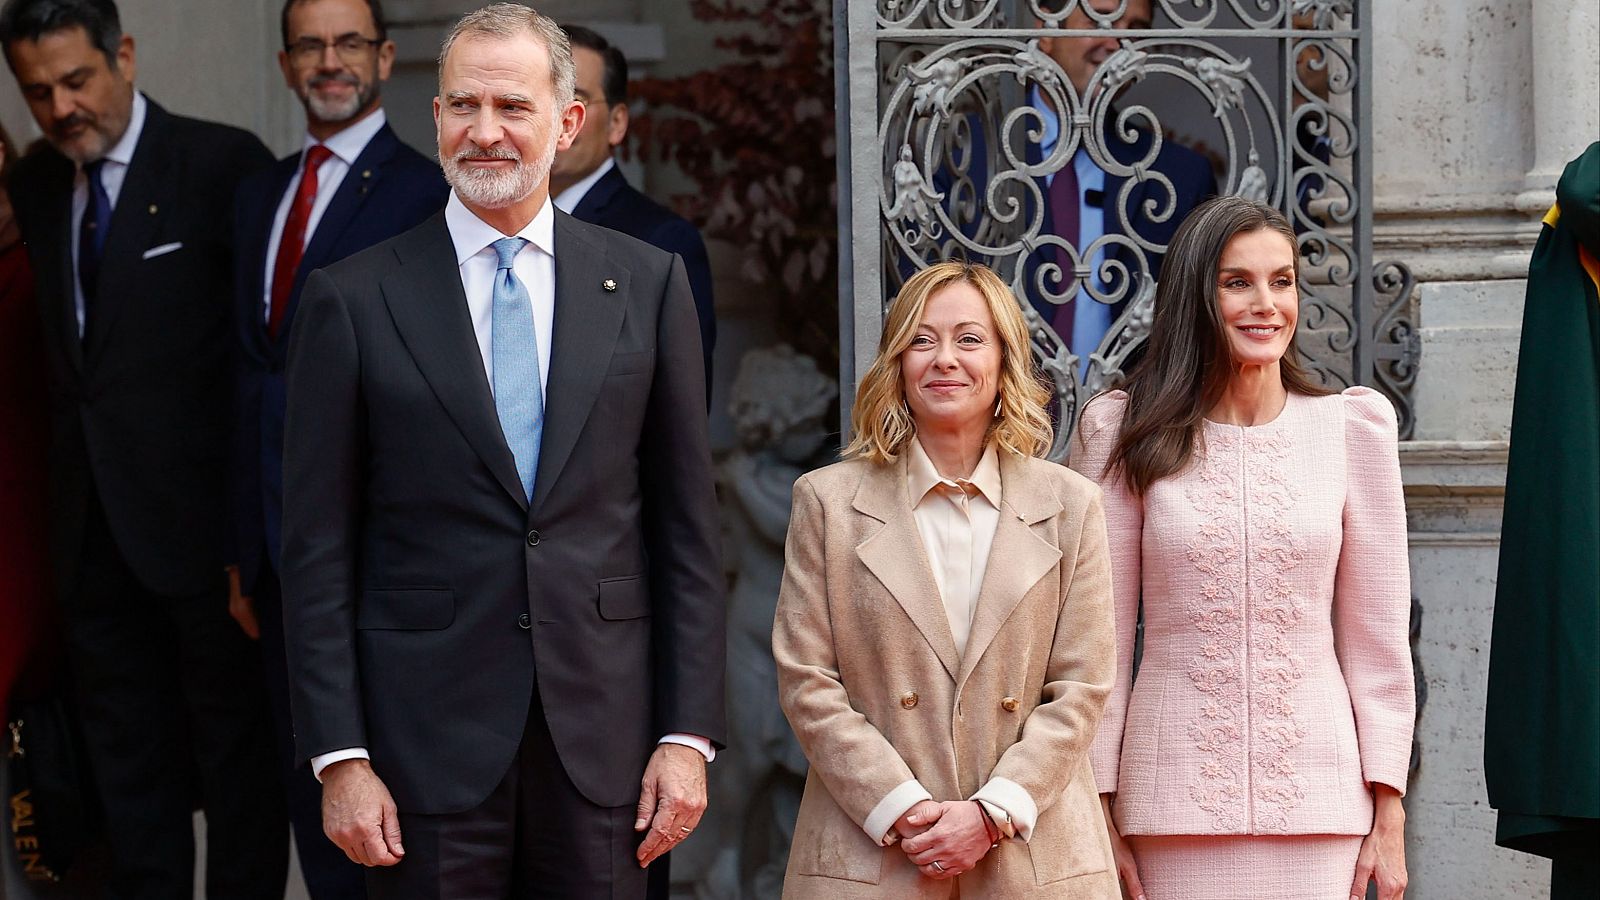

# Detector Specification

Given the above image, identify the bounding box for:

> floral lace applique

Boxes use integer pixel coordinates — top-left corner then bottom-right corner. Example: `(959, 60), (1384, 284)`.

(1183, 428), (1307, 832)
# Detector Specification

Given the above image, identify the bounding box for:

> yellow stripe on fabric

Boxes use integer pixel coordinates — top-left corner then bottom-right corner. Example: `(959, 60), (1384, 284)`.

(1580, 245), (1600, 298)
(1543, 204), (1561, 229)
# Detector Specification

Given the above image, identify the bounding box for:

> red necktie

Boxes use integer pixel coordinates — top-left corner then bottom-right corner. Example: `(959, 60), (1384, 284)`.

(268, 143), (333, 339)
(1047, 161), (1081, 344)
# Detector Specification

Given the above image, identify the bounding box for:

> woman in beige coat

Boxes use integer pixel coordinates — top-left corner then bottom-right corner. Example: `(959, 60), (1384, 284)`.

(773, 261), (1120, 898)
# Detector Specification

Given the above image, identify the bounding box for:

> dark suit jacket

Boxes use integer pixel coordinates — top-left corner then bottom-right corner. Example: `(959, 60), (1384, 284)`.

(229, 121), (448, 594)
(570, 164), (716, 386)
(281, 208), (727, 815)
(8, 98), (273, 598)
(932, 112), (1215, 325)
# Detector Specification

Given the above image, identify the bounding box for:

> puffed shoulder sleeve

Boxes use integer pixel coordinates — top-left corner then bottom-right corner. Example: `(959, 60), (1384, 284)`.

(1069, 391), (1141, 793)
(1332, 387), (1415, 795)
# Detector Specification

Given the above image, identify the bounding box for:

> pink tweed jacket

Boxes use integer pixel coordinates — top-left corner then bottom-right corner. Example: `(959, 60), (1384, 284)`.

(1070, 387), (1414, 837)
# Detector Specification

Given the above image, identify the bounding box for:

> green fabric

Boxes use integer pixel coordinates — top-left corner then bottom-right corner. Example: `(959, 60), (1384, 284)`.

(1485, 142), (1600, 856)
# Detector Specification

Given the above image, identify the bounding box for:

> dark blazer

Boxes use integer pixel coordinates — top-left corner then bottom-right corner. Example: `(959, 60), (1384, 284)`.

(931, 112), (1215, 325)
(570, 164), (716, 385)
(229, 121), (448, 594)
(281, 209), (727, 815)
(8, 98), (273, 598)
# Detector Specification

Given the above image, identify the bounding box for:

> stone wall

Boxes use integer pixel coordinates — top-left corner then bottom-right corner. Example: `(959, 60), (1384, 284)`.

(1378, 0), (1598, 896)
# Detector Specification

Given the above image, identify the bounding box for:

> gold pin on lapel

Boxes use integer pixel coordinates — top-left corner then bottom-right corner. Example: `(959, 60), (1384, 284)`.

(602, 278), (617, 292)
(148, 204), (158, 215)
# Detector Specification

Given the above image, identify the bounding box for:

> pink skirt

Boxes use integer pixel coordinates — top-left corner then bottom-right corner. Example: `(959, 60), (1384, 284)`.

(1127, 834), (1363, 900)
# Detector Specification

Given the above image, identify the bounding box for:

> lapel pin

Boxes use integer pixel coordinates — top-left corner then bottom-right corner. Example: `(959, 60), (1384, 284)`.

(362, 169), (372, 178)
(148, 204), (158, 215)
(602, 278), (617, 293)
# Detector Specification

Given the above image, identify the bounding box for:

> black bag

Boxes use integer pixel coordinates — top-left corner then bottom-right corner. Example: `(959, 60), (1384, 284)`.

(6, 695), (99, 883)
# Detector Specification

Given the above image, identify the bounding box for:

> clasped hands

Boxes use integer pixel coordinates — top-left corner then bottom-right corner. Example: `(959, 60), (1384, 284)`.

(895, 799), (998, 880)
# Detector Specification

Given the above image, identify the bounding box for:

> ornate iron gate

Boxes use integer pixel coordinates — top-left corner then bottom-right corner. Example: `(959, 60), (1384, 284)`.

(835, 0), (1417, 458)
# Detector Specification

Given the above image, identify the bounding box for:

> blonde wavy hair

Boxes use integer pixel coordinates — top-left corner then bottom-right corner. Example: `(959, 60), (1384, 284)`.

(844, 261), (1053, 464)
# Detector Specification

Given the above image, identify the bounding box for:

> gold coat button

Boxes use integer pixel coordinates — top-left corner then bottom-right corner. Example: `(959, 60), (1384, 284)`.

(1000, 696), (1020, 712)
(900, 692), (919, 709)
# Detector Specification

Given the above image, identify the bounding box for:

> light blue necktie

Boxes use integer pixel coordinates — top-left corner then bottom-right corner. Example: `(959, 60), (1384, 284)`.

(490, 237), (543, 502)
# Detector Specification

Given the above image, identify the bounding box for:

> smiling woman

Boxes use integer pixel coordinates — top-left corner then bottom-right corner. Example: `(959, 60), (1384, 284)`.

(1070, 197), (1415, 900)
(773, 261), (1121, 898)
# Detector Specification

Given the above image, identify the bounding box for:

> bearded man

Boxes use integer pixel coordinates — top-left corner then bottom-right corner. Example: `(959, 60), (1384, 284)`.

(227, 1), (447, 897)
(278, 4), (727, 897)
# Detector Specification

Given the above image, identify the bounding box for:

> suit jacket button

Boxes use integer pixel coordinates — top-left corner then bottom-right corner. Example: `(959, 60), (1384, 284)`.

(526, 530), (541, 547)
(1000, 696), (1020, 712)
(517, 613), (532, 630)
(900, 692), (919, 710)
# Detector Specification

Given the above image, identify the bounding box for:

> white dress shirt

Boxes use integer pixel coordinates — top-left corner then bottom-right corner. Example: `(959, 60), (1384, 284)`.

(861, 439), (1037, 844)
(71, 90), (147, 334)
(1031, 86), (1113, 375)
(552, 155), (614, 214)
(311, 190), (713, 779)
(261, 109), (389, 323)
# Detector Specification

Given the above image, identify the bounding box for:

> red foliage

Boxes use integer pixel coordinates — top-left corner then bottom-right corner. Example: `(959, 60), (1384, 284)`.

(630, 0), (838, 366)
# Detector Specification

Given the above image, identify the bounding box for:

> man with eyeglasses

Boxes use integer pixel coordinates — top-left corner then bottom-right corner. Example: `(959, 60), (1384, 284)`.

(227, 1), (447, 897)
(0, 0), (284, 897)
(551, 24), (715, 396)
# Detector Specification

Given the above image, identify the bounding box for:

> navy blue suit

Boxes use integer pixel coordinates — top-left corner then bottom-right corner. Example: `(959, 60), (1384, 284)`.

(929, 111), (1215, 327)
(570, 164), (716, 389)
(230, 120), (447, 900)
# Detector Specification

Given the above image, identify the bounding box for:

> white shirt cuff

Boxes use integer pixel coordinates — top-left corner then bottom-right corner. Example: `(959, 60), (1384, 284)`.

(658, 733), (716, 763)
(310, 747), (370, 782)
(864, 779), (933, 845)
(971, 776), (1038, 842)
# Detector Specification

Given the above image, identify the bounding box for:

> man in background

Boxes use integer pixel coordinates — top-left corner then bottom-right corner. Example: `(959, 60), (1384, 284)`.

(227, 0), (448, 897)
(552, 24), (716, 389)
(1030, 0), (1215, 370)
(0, 0), (284, 896)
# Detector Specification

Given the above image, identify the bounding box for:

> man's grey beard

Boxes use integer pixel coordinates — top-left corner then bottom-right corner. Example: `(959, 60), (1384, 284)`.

(439, 136), (556, 209)
(303, 74), (376, 124)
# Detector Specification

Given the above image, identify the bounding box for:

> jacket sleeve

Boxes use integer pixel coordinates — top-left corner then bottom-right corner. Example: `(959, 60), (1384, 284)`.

(280, 267), (368, 762)
(1068, 392), (1143, 793)
(978, 483), (1116, 839)
(1332, 387), (1415, 795)
(773, 475), (923, 834)
(640, 254), (727, 747)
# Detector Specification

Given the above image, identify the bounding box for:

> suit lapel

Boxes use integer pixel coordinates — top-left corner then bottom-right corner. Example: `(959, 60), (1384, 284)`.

(853, 457), (961, 681)
(29, 154), (82, 374)
(83, 102), (171, 368)
(282, 125), (400, 345)
(379, 213), (527, 509)
(242, 156), (299, 358)
(955, 453), (1063, 688)
(569, 164), (626, 223)
(527, 212), (627, 515)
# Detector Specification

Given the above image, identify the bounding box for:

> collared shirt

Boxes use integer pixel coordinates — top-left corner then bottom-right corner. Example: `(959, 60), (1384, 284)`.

(309, 191), (713, 779)
(443, 190), (558, 395)
(70, 89), (147, 334)
(261, 108), (389, 323)
(906, 438), (1002, 659)
(1031, 85), (1112, 375)
(552, 155), (614, 214)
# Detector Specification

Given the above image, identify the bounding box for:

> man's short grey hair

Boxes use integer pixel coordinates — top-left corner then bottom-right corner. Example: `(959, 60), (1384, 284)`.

(438, 3), (575, 106)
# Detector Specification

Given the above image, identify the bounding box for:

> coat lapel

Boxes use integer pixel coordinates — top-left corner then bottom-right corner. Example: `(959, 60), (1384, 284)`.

(281, 125), (400, 346)
(955, 453), (1063, 688)
(83, 102), (171, 368)
(852, 457), (962, 681)
(527, 212), (627, 515)
(30, 154), (82, 374)
(242, 156), (299, 358)
(379, 213), (527, 509)
(570, 164), (626, 223)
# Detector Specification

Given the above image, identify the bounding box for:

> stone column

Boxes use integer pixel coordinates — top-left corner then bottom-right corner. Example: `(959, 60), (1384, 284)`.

(1515, 0), (1600, 212)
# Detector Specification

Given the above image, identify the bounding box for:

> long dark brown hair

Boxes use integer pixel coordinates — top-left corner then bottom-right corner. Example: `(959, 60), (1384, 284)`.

(1102, 195), (1332, 495)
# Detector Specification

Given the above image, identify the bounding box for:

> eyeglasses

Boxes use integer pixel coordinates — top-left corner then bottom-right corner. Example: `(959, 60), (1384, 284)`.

(285, 35), (382, 65)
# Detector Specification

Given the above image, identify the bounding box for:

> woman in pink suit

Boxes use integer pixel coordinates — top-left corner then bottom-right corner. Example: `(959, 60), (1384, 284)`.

(1071, 196), (1413, 900)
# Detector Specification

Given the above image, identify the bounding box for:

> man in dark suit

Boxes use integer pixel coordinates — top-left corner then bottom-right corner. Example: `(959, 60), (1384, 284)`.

(281, 5), (726, 897)
(550, 24), (716, 390)
(0, 0), (285, 897)
(1027, 0), (1215, 369)
(227, 0), (448, 896)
